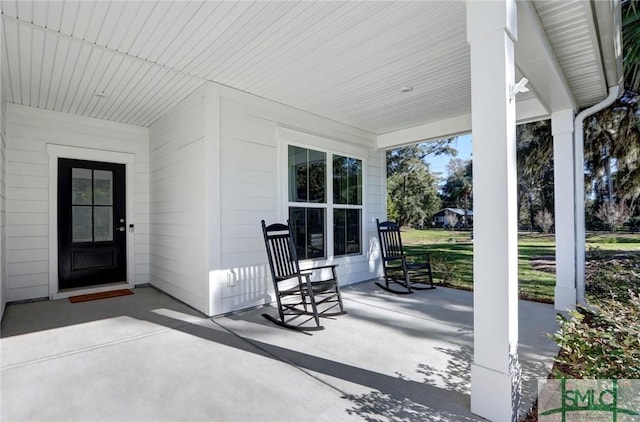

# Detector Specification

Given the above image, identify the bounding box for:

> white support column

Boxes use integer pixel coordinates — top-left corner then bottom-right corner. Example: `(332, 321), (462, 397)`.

(467, 1), (520, 421)
(552, 110), (577, 311)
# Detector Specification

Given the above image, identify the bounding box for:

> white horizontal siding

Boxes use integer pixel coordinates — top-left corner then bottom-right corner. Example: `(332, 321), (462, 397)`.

(215, 84), (383, 314)
(148, 87), (208, 313)
(0, 45), (6, 319)
(5, 103), (149, 302)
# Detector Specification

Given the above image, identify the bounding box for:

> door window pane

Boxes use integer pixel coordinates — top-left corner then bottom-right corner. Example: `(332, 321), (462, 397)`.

(72, 168), (92, 205)
(333, 155), (362, 205)
(94, 206), (113, 242)
(334, 209), (361, 256)
(289, 207), (325, 259)
(288, 146), (326, 203)
(72, 206), (93, 242)
(93, 170), (113, 206)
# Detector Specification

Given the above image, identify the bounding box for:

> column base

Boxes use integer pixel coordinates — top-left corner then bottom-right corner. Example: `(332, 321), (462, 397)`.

(554, 285), (577, 311)
(471, 363), (519, 421)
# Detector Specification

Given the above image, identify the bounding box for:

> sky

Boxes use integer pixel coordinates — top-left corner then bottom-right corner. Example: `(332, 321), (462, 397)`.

(425, 133), (473, 182)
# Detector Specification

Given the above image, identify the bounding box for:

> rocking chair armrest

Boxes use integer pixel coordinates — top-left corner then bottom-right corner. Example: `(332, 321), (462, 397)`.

(382, 255), (407, 263)
(299, 264), (339, 273)
(403, 252), (431, 261)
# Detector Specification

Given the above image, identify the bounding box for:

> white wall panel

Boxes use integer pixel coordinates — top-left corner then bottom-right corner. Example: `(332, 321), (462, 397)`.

(5, 104), (149, 302)
(215, 83), (382, 315)
(148, 86), (207, 313)
(0, 15), (5, 320)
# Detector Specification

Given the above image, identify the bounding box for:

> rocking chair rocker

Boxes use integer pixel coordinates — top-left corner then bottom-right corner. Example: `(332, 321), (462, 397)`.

(376, 219), (435, 294)
(261, 220), (346, 331)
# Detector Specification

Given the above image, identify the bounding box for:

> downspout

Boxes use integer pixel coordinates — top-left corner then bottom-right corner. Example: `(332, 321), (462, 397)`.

(574, 0), (623, 306)
(574, 83), (621, 306)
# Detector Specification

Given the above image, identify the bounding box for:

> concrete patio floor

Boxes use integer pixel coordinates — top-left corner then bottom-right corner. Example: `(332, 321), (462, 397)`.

(1, 282), (559, 421)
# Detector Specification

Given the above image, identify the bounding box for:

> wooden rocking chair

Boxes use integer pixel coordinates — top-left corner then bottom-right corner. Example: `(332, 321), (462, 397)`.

(261, 220), (346, 331)
(376, 219), (435, 294)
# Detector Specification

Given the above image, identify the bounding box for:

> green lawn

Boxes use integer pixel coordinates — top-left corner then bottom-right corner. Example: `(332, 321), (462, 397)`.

(399, 229), (640, 303)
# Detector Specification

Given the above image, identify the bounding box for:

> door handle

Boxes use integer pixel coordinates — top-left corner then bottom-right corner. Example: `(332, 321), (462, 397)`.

(117, 227), (126, 232)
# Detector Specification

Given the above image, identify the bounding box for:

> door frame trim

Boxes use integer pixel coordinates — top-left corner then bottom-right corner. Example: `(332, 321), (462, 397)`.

(47, 144), (136, 299)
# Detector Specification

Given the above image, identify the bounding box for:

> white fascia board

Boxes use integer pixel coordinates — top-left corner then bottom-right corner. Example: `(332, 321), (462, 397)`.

(515, 1), (576, 112)
(376, 98), (549, 150)
(376, 114), (472, 150)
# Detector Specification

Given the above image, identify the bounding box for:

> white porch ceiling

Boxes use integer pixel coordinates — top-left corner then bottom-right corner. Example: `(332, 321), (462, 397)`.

(1, 1), (614, 135)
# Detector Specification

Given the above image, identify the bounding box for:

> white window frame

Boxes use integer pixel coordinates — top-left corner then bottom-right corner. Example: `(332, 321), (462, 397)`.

(278, 128), (366, 262)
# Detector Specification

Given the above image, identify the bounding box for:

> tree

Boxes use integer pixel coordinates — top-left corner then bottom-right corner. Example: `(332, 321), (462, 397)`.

(595, 201), (634, 232)
(386, 144), (444, 227)
(516, 120), (554, 229)
(441, 159), (473, 217)
(387, 167), (440, 228)
(534, 209), (554, 234)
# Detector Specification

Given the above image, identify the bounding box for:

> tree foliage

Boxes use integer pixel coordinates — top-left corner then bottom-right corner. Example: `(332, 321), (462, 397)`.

(516, 120), (554, 229)
(440, 159), (472, 211)
(386, 140), (454, 227)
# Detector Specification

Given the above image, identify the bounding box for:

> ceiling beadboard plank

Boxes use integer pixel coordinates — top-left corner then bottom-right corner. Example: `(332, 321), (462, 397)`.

(3, 19), (17, 103)
(224, 1), (341, 87)
(18, 21), (30, 106)
(230, 1), (357, 90)
(16, 0), (33, 23)
(44, 1), (64, 32)
(1, 1), (18, 19)
(29, 26), (46, 107)
(73, 49), (111, 115)
(37, 30), (56, 108)
(179, 2), (268, 77)
(134, 73), (199, 125)
(126, 2), (174, 58)
(92, 59), (145, 120)
(92, 1), (124, 47)
(140, 78), (204, 127)
(103, 1), (143, 51)
(31, 1), (48, 28)
(108, 65), (166, 122)
(256, 2), (437, 99)
(118, 2), (159, 54)
(241, 1), (389, 94)
(78, 52), (124, 116)
(74, 1), (99, 42)
(53, 39), (81, 111)
(158, 1), (236, 70)
(144, 1), (205, 63)
(62, 43), (95, 113)
(199, 1), (299, 81)
(121, 70), (181, 125)
(59, 1), (80, 36)
(86, 53), (126, 116)
(44, 35), (67, 110)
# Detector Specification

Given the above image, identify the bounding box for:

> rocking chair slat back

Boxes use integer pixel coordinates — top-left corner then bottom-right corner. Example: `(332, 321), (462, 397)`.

(262, 224), (299, 281)
(378, 221), (404, 258)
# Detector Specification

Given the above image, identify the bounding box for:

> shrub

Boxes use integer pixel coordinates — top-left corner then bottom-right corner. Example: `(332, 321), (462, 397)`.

(552, 293), (640, 379)
(551, 253), (640, 379)
(430, 253), (457, 285)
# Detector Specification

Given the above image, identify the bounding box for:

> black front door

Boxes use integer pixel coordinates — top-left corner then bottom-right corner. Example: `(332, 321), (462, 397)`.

(58, 158), (126, 290)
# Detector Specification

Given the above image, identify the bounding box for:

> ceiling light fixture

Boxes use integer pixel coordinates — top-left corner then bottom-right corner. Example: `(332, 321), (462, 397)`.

(93, 91), (107, 98)
(400, 86), (414, 93)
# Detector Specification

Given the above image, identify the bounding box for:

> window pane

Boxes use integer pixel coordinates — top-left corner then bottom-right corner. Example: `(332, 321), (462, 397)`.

(94, 206), (113, 242)
(334, 208), (361, 256)
(289, 146), (307, 202)
(308, 149), (326, 203)
(289, 207), (325, 259)
(333, 155), (362, 205)
(288, 146), (326, 203)
(72, 168), (92, 205)
(72, 206), (92, 242)
(93, 170), (113, 206)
